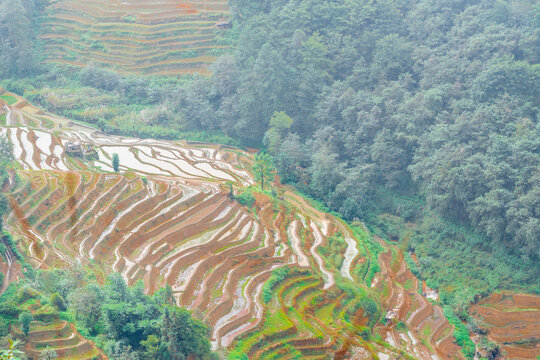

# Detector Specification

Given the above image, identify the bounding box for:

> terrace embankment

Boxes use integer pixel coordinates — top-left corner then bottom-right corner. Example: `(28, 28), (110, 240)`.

(13, 320), (106, 360)
(470, 292), (540, 359)
(40, 0), (230, 75)
(8, 165), (465, 358)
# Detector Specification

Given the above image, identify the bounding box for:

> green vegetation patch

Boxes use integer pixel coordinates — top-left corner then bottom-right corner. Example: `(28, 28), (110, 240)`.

(234, 188), (256, 208)
(443, 306), (476, 359)
(26, 117), (37, 128)
(317, 231), (347, 271)
(0, 95), (17, 105)
(262, 266), (291, 303)
(0, 269), (216, 360)
(37, 116), (55, 129)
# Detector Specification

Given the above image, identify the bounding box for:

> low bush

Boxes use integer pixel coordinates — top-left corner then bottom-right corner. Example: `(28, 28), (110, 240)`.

(33, 305), (59, 322)
(0, 301), (20, 318)
(228, 350), (249, 360)
(359, 296), (379, 326)
(235, 189), (255, 208)
(16, 286), (40, 303)
(317, 232), (347, 271)
(19, 311), (33, 335)
(404, 252), (421, 279)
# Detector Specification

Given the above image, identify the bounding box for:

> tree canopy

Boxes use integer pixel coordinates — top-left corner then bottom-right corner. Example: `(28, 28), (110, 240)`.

(0, 0), (43, 77)
(253, 153), (276, 191)
(162, 0), (539, 297)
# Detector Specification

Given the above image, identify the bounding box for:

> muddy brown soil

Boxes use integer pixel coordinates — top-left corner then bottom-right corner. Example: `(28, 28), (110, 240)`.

(376, 244), (464, 360)
(471, 292), (540, 359)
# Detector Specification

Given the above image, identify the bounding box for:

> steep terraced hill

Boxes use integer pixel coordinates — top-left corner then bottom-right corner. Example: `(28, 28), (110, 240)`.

(0, 96), (469, 359)
(3, 95), (538, 359)
(40, 0), (230, 75)
(13, 320), (105, 359)
(370, 245), (464, 360)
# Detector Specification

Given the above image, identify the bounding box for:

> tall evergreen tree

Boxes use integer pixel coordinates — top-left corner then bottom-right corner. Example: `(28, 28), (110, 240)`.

(253, 153), (276, 191)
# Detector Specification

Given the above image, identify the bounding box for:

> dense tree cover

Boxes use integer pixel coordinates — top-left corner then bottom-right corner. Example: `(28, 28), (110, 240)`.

(170, 0), (539, 296)
(0, 0), (44, 77)
(198, 0), (539, 255)
(0, 270), (216, 360)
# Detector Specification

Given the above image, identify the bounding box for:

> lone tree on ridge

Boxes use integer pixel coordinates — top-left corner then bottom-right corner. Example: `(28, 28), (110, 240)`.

(253, 153), (276, 191)
(112, 153), (119, 172)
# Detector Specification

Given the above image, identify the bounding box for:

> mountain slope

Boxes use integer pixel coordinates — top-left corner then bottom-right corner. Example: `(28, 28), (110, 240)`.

(1, 93), (539, 359)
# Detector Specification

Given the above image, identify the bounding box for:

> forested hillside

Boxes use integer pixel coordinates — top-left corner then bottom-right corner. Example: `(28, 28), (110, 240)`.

(196, 0), (540, 256)
(160, 0), (539, 303)
(1, 0), (539, 339)
(0, 0), (46, 77)
(183, 0), (540, 302)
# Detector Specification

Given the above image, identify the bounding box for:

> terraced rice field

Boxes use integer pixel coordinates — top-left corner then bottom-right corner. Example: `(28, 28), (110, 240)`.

(40, 0), (230, 75)
(371, 245), (464, 360)
(3, 94), (529, 359)
(12, 320), (105, 360)
(470, 293), (540, 359)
